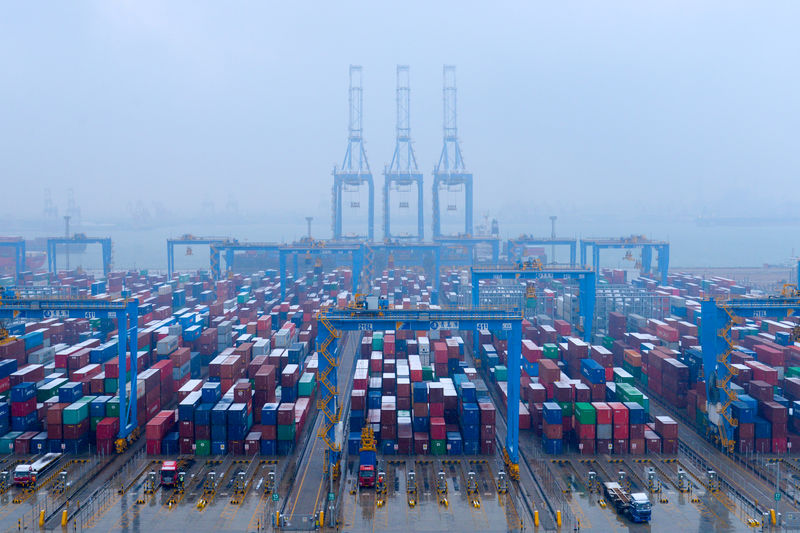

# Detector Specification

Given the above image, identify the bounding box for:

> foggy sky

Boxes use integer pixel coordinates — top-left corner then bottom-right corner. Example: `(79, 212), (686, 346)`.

(2, 2), (799, 229)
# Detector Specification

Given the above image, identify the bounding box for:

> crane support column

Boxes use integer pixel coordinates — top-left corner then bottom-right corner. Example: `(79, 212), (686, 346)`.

(580, 272), (596, 342)
(506, 320), (521, 464)
(642, 246), (653, 278)
(659, 244), (670, 284)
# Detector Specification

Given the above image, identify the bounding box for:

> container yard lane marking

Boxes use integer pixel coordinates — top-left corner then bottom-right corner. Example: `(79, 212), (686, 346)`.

(289, 417), (321, 519)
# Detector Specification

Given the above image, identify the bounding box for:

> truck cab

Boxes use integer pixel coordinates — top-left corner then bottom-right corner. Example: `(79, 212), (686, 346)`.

(160, 461), (178, 486)
(358, 463), (376, 488)
(13, 465), (35, 486)
(628, 493), (652, 523)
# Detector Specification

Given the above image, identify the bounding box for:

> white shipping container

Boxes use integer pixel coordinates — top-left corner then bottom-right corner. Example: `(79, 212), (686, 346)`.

(157, 335), (179, 356)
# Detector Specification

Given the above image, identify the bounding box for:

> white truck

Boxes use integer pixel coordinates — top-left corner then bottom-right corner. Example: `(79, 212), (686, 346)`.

(13, 453), (62, 486)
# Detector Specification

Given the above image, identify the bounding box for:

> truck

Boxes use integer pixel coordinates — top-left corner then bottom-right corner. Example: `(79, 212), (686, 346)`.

(13, 453), (62, 486)
(358, 426), (377, 488)
(160, 461), (179, 486)
(603, 482), (651, 523)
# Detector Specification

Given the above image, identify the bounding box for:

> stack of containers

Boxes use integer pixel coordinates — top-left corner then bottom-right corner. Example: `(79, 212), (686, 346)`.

(609, 402), (628, 454)
(260, 403), (279, 455)
(10, 383), (38, 432)
(573, 403), (596, 454)
(145, 410), (177, 454)
(542, 402), (563, 454)
(277, 402), (295, 455)
(593, 402), (612, 453)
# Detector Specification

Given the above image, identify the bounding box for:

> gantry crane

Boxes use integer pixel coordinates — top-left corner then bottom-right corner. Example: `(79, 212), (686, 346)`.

(384, 66), (424, 242)
(333, 65), (375, 241)
(701, 296), (800, 451)
(0, 237), (26, 281)
(47, 235), (113, 277)
(432, 66), (473, 238)
(316, 306), (523, 490)
(580, 237), (669, 284)
(167, 235), (230, 279)
(470, 265), (596, 342)
(0, 294), (140, 449)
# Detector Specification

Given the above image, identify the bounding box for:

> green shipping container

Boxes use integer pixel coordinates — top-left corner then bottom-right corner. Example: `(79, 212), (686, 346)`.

(298, 373), (316, 397)
(494, 365), (508, 382)
(106, 397), (120, 417)
(277, 424), (296, 441)
(372, 332), (384, 351)
(613, 368), (634, 385)
(37, 378), (68, 402)
(422, 366), (434, 381)
(574, 402), (596, 425)
(787, 367), (800, 378)
(557, 401), (573, 417)
(91, 416), (102, 431)
(104, 378), (118, 393)
(0, 432), (23, 453)
(431, 439), (446, 455)
(543, 344), (559, 359)
(62, 402), (89, 425)
(195, 440), (210, 456)
(602, 336), (615, 350)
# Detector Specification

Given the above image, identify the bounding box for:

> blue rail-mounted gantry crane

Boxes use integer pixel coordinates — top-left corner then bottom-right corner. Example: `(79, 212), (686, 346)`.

(47, 235), (113, 277)
(0, 291), (140, 451)
(701, 295), (800, 452)
(316, 305), (524, 485)
(470, 265), (596, 343)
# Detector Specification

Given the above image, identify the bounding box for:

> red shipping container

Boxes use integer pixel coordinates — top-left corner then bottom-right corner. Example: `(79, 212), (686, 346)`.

(47, 423), (63, 439)
(480, 439), (495, 455)
(146, 439), (161, 455)
(662, 438), (678, 455)
(96, 417), (120, 440)
(63, 419), (90, 439)
(592, 402), (612, 425)
(576, 423), (595, 440)
(629, 438), (645, 455)
(11, 398), (36, 417)
(613, 424), (629, 439)
(613, 439), (628, 454)
(414, 432), (429, 454)
(578, 438), (595, 455)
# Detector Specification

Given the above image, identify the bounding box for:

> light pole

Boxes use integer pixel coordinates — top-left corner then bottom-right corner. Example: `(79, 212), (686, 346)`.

(305, 217), (313, 240)
(767, 460), (781, 526)
(549, 216), (557, 264)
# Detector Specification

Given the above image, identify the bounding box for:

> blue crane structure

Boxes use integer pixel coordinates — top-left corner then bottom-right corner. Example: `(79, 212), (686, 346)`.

(384, 66), (424, 242)
(278, 243), (364, 300)
(209, 241), (281, 280)
(47, 235), (113, 277)
(333, 65), (375, 242)
(317, 306), (523, 480)
(0, 293), (140, 447)
(507, 236), (577, 266)
(432, 66), (473, 239)
(167, 235), (230, 279)
(701, 296), (800, 452)
(0, 238), (26, 281)
(368, 242), (442, 294)
(470, 265), (596, 342)
(580, 236), (669, 284)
